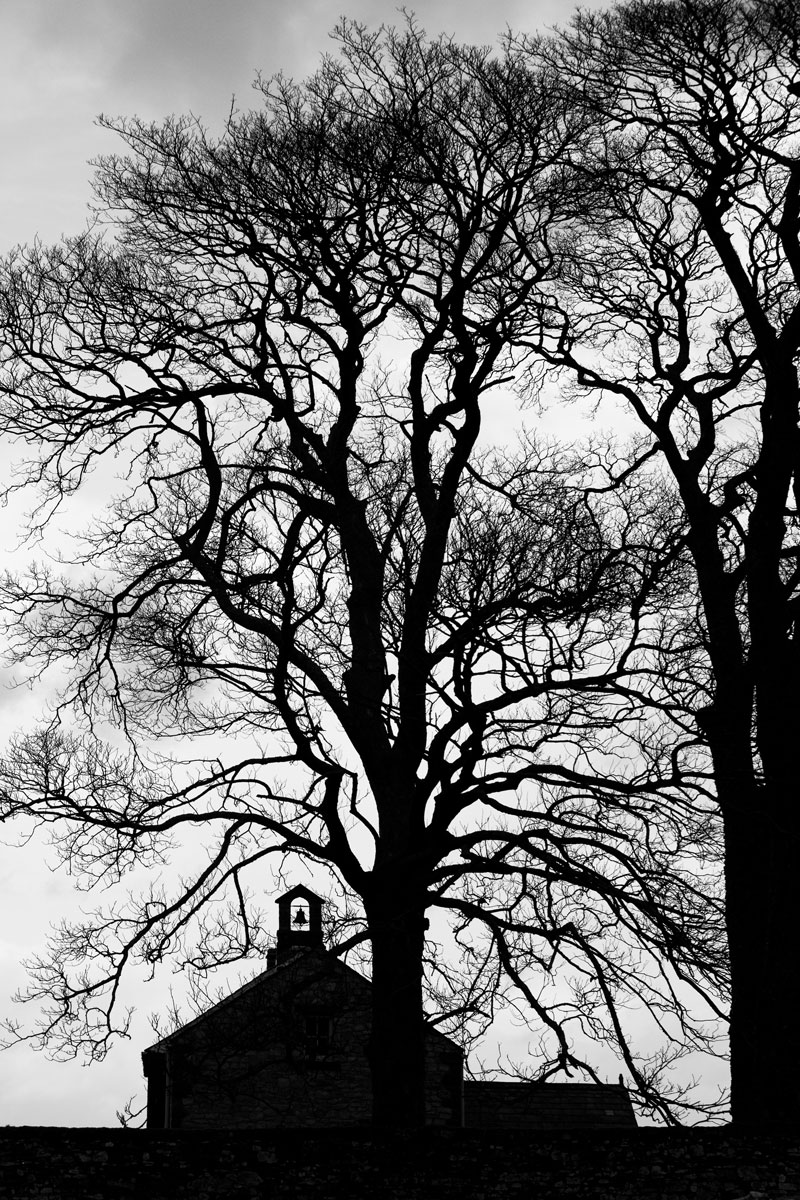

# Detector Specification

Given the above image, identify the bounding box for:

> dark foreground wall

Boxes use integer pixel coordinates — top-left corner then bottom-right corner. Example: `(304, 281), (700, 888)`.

(0, 1127), (798, 1200)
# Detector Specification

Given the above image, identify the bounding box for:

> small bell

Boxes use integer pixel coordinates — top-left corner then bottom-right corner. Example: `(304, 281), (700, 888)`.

(293, 906), (308, 927)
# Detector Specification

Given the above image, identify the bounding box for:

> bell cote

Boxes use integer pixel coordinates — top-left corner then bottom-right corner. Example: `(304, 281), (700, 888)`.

(267, 885), (324, 968)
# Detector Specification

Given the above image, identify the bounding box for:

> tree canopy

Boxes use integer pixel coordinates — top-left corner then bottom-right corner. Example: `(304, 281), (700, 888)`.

(509, 0), (800, 1128)
(5, 2), (790, 1127)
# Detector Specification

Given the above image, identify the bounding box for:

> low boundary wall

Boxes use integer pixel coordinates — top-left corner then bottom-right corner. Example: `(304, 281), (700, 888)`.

(0, 1126), (798, 1199)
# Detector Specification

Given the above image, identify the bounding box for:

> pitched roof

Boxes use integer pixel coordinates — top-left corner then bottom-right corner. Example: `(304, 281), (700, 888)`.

(142, 947), (348, 1055)
(142, 947), (461, 1057)
(275, 884), (323, 906)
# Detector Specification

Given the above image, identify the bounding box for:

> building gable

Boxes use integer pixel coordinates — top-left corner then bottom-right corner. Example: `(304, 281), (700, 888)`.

(143, 947), (463, 1129)
(141, 888), (635, 1131)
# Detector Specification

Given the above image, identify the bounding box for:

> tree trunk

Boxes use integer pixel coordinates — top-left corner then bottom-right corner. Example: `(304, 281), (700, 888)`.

(365, 881), (428, 1129)
(686, 429), (800, 1125)
(725, 784), (800, 1128)
(708, 664), (800, 1128)
(728, 393), (800, 1127)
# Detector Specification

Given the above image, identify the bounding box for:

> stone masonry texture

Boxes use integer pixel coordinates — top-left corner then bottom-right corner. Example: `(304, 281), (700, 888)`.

(144, 949), (463, 1130)
(1, 1128), (799, 1200)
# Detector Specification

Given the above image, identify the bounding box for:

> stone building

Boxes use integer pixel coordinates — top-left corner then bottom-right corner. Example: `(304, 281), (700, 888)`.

(142, 886), (635, 1130)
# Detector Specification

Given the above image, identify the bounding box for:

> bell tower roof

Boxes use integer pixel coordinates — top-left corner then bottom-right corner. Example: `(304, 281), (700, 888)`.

(276, 884), (322, 908)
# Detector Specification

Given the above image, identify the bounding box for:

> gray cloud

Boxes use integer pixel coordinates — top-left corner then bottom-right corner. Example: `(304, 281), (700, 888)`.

(1, 0), (603, 245)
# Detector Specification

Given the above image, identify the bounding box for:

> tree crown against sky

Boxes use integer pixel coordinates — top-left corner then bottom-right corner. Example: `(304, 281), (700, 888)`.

(0, 15), (729, 1126)
(508, 0), (800, 1128)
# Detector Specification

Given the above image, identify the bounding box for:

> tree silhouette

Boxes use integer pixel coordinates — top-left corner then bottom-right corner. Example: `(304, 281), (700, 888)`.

(517, 0), (800, 1128)
(0, 22), (724, 1126)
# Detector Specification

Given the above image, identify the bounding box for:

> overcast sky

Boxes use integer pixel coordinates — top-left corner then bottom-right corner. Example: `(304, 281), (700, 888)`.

(0, 0), (621, 1129)
(0, 0), (606, 250)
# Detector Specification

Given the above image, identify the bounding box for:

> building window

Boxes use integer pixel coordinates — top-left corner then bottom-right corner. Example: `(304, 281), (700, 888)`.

(304, 1015), (333, 1058)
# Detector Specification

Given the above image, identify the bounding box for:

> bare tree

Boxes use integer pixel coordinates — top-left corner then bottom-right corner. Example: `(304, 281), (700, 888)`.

(515, 0), (800, 1128)
(0, 22), (724, 1126)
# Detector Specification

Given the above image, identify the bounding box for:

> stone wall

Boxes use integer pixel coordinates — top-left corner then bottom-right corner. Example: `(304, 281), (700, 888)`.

(147, 949), (462, 1129)
(464, 1080), (636, 1129)
(1, 1127), (798, 1200)
(162, 954), (376, 1130)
